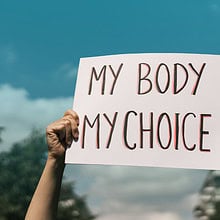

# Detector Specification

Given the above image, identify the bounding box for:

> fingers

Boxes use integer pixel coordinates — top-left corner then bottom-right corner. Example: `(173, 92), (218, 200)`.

(64, 109), (79, 126)
(46, 120), (67, 147)
(46, 110), (79, 161)
(63, 117), (79, 146)
(46, 110), (79, 149)
(63, 109), (79, 142)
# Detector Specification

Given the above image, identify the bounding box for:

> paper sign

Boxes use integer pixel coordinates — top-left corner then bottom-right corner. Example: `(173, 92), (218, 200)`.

(65, 53), (220, 170)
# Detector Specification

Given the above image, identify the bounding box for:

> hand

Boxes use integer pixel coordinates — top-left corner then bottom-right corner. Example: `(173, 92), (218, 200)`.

(46, 109), (79, 162)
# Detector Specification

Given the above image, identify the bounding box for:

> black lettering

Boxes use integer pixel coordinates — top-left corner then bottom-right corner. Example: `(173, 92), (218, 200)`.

(123, 111), (137, 150)
(109, 63), (123, 95)
(88, 66), (107, 95)
(173, 63), (189, 94)
(81, 114), (100, 149)
(157, 113), (172, 149)
(174, 113), (180, 150)
(140, 112), (154, 148)
(103, 112), (118, 148)
(156, 63), (170, 94)
(200, 114), (211, 152)
(182, 113), (196, 151)
(189, 63), (206, 95)
(138, 63), (152, 95)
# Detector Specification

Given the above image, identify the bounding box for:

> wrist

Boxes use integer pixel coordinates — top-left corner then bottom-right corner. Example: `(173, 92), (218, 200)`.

(47, 154), (66, 171)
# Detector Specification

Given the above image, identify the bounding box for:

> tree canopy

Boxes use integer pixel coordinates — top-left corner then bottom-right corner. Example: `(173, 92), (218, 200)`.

(0, 127), (4, 144)
(0, 130), (95, 220)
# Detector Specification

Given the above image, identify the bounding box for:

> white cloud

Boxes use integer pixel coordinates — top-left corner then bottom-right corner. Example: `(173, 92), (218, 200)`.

(0, 84), (72, 150)
(98, 211), (181, 220)
(209, 3), (220, 15)
(70, 165), (207, 220)
(5, 47), (17, 64)
(0, 45), (17, 65)
(56, 63), (78, 79)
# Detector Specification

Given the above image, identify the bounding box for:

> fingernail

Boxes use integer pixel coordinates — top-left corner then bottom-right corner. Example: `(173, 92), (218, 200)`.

(74, 134), (79, 141)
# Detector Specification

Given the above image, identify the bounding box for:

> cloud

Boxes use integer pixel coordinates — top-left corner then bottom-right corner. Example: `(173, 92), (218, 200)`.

(209, 3), (220, 15)
(0, 84), (72, 151)
(0, 45), (17, 66)
(69, 165), (207, 220)
(99, 211), (182, 220)
(56, 63), (78, 79)
(5, 47), (17, 64)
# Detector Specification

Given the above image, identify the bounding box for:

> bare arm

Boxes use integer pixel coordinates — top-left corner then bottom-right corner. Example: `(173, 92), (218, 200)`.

(25, 110), (79, 220)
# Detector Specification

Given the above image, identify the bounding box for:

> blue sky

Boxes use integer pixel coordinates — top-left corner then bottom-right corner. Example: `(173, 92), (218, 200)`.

(1, 0), (220, 98)
(1, 1), (219, 220)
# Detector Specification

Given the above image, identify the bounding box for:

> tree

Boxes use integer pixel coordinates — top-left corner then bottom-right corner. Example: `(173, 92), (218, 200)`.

(0, 130), (95, 220)
(0, 126), (4, 144)
(210, 202), (220, 220)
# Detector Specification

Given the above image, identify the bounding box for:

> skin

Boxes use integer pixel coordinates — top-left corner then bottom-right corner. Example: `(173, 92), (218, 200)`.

(25, 109), (79, 220)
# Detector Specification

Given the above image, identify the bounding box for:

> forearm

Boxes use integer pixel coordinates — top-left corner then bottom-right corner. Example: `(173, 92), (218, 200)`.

(25, 157), (65, 220)
(25, 109), (79, 220)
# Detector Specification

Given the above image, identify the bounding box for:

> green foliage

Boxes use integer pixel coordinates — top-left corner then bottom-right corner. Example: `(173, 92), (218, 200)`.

(0, 127), (5, 143)
(0, 130), (95, 220)
(210, 202), (220, 220)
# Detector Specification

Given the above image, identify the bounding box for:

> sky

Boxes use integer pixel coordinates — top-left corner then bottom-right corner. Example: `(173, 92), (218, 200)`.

(1, 0), (220, 219)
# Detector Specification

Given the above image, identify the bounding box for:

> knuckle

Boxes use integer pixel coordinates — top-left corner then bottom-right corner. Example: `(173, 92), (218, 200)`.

(64, 109), (73, 117)
(63, 118), (71, 127)
(65, 109), (72, 114)
(46, 125), (52, 135)
(64, 109), (79, 121)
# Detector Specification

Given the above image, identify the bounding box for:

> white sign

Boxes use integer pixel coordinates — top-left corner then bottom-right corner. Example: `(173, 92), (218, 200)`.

(65, 53), (220, 170)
